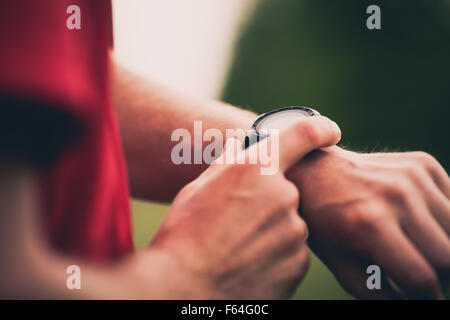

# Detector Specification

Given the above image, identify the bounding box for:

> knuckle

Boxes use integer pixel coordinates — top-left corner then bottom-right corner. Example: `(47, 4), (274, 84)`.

(283, 247), (310, 282)
(270, 177), (300, 207)
(401, 163), (421, 179)
(280, 182), (300, 207)
(410, 151), (439, 171)
(381, 179), (411, 206)
(352, 205), (382, 229)
(289, 216), (307, 241)
(345, 203), (385, 247)
(294, 247), (311, 275)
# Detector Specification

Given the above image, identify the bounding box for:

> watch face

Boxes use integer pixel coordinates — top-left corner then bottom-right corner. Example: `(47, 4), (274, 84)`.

(253, 106), (319, 132)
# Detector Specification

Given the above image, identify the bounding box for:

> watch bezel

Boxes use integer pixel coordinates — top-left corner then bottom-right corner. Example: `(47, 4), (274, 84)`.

(251, 106), (319, 131)
(243, 106), (319, 149)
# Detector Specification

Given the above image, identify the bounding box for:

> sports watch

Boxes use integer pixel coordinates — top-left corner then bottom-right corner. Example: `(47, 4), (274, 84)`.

(243, 106), (320, 149)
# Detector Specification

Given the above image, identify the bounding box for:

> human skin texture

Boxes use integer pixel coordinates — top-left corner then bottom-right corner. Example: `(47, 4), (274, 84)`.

(287, 147), (450, 299)
(0, 59), (448, 299)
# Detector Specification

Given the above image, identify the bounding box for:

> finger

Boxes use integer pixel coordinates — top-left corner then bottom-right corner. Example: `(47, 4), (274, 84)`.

(239, 212), (309, 299)
(400, 152), (449, 198)
(274, 243), (311, 299)
(276, 116), (341, 172)
(361, 151), (450, 198)
(422, 175), (450, 236)
(331, 257), (402, 299)
(431, 169), (450, 199)
(256, 210), (309, 264)
(423, 156), (450, 199)
(401, 198), (450, 291)
(312, 244), (402, 299)
(360, 223), (443, 299)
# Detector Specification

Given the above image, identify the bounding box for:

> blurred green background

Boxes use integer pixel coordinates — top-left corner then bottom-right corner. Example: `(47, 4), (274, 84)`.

(132, 0), (450, 299)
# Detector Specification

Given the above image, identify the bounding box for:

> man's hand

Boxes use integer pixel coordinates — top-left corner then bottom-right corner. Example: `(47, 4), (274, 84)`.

(288, 147), (450, 299)
(146, 117), (341, 299)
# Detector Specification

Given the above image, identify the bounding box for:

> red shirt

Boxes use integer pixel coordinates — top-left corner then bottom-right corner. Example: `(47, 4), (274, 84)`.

(0, 0), (133, 262)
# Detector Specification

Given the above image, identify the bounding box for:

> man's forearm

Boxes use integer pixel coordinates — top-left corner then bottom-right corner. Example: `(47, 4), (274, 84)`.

(112, 59), (257, 202)
(3, 241), (193, 299)
(0, 166), (180, 299)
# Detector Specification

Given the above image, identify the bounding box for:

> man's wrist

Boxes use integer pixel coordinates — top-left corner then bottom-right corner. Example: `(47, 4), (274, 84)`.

(126, 248), (216, 299)
(286, 146), (352, 186)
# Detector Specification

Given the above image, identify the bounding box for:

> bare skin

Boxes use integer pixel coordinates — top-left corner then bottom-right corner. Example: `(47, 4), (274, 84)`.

(112, 60), (257, 202)
(0, 59), (448, 299)
(288, 147), (450, 299)
(0, 111), (340, 298)
(112, 61), (450, 298)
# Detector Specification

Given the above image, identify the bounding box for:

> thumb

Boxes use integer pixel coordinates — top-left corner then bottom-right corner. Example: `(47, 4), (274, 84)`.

(277, 116), (341, 172)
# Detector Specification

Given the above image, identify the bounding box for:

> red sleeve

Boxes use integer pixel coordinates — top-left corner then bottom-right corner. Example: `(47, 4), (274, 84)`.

(0, 0), (113, 165)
